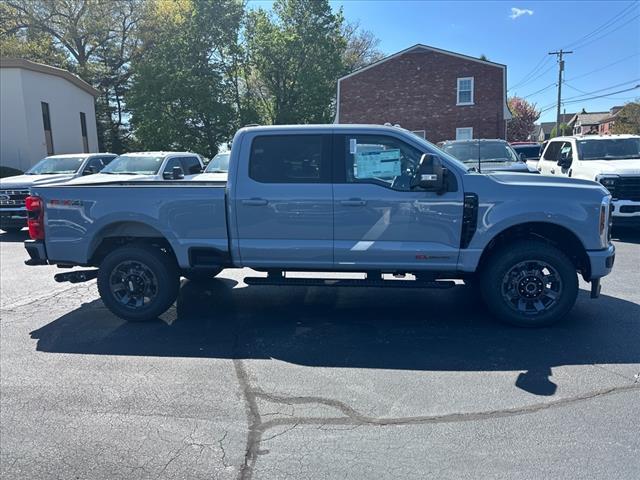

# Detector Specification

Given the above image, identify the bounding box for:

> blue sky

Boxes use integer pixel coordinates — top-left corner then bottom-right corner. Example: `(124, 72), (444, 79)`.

(249, 0), (640, 123)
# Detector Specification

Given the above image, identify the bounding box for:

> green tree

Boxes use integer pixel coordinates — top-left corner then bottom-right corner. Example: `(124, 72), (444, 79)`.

(1, 0), (148, 153)
(340, 20), (384, 74)
(550, 123), (571, 138)
(126, 0), (249, 157)
(611, 101), (640, 135)
(246, 0), (346, 124)
(507, 97), (540, 141)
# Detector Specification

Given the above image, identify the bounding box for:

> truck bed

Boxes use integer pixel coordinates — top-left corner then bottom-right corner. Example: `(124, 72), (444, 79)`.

(31, 181), (228, 269)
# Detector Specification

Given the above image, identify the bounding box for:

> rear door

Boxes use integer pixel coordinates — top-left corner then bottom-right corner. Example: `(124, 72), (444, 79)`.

(333, 133), (464, 270)
(234, 133), (333, 268)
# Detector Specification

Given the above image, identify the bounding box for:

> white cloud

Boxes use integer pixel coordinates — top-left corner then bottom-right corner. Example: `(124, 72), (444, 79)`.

(510, 7), (534, 19)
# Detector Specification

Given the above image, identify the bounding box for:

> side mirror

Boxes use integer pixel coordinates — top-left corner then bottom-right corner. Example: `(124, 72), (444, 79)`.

(83, 165), (97, 176)
(519, 152), (527, 162)
(163, 166), (184, 180)
(411, 153), (446, 194)
(557, 152), (571, 168)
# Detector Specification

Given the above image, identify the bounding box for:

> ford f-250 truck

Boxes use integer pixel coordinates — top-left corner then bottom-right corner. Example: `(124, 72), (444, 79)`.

(23, 125), (615, 327)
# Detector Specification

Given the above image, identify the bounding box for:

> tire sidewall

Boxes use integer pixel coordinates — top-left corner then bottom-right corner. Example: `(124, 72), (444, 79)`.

(481, 241), (579, 327)
(97, 246), (179, 321)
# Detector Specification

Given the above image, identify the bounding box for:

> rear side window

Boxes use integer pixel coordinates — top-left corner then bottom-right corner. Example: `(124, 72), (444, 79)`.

(249, 135), (330, 183)
(179, 156), (202, 174)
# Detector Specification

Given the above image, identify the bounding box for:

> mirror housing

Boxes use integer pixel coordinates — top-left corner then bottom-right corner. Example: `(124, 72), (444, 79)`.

(411, 153), (446, 194)
(163, 166), (184, 180)
(83, 165), (97, 176)
(519, 152), (527, 162)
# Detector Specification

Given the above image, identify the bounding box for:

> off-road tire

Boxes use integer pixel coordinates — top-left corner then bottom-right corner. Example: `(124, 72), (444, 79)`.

(97, 245), (179, 322)
(480, 240), (578, 327)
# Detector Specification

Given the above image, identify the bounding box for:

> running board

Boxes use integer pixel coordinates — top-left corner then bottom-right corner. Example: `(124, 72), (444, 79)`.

(244, 277), (456, 289)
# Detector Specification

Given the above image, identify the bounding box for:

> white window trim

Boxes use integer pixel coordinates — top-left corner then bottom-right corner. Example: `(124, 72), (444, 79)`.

(457, 77), (474, 106)
(456, 127), (473, 140)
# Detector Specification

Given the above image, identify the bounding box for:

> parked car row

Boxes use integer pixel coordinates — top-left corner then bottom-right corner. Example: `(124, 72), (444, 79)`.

(0, 150), (231, 232)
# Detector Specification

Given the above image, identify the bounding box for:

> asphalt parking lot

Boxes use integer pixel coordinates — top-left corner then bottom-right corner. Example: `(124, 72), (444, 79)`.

(1, 228), (639, 480)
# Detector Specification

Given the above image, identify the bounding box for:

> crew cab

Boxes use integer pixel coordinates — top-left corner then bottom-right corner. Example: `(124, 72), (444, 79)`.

(537, 135), (640, 227)
(23, 125), (615, 327)
(0, 153), (116, 232)
(67, 151), (204, 184)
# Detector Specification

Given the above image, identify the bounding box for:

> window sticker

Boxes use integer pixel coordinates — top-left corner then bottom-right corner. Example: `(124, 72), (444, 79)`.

(355, 148), (401, 179)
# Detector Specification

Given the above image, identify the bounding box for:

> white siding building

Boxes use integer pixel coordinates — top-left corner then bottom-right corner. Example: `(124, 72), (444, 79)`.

(0, 58), (100, 173)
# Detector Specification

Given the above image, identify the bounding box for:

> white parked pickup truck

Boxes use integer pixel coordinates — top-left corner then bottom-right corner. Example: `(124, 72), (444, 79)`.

(537, 135), (640, 227)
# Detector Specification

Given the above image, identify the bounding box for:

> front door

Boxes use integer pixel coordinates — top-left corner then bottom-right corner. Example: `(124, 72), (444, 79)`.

(333, 134), (464, 271)
(234, 133), (333, 268)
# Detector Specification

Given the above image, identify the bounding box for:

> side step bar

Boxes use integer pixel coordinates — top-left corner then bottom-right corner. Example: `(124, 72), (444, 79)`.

(54, 270), (98, 284)
(244, 276), (456, 289)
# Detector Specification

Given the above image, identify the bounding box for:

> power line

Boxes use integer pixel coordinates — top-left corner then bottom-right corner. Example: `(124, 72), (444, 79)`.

(521, 81), (557, 99)
(562, 78), (640, 102)
(539, 85), (640, 113)
(508, 56), (552, 91)
(571, 14), (640, 51)
(562, 2), (638, 50)
(564, 52), (640, 83)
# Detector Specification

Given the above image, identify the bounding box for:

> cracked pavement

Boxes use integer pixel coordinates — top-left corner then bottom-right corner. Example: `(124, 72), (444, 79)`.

(1, 229), (639, 479)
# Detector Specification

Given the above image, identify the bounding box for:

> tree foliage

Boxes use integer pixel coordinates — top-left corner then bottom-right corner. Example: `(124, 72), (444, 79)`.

(1, 0), (147, 153)
(611, 101), (640, 135)
(550, 123), (571, 138)
(246, 0), (346, 124)
(0, 0), (383, 154)
(507, 97), (541, 142)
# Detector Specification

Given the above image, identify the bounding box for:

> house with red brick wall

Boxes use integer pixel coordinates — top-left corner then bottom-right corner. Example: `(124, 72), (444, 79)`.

(335, 44), (511, 143)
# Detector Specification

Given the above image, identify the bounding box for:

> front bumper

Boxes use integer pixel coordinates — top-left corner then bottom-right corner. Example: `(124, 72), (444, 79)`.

(611, 199), (640, 228)
(586, 243), (615, 280)
(24, 239), (48, 265)
(0, 209), (27, 229)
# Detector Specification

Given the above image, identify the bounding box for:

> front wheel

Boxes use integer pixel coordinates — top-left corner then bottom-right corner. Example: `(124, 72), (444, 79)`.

(480, 240), (578, 327)
(97, 246), (179, 322)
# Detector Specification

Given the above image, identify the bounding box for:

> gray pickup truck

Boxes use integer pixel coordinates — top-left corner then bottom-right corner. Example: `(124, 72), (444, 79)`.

(24, 125), (615, 327)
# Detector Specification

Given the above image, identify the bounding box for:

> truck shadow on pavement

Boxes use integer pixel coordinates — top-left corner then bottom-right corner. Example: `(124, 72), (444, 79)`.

(30, 278), (640, 396)
(0, 229), (27, 243)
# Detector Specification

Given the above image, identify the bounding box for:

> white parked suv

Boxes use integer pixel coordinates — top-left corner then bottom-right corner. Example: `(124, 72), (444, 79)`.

(67, 151), (204, 184)
(537, 135), (640, 227)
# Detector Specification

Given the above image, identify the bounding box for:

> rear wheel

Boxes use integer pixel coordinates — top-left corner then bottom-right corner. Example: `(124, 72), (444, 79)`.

(480, 240), (578, 327)
(97, 246), (179, 321)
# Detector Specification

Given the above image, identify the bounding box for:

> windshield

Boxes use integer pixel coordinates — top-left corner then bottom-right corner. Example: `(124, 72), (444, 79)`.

(101, 155), (165, 175)
(576, 138), (640, 160)
(26, 156), (85, 175)
(205, 153), (230, 172)
(443, 141), (520, 164)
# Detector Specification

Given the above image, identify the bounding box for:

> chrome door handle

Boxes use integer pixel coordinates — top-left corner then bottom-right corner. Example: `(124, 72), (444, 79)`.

(242, 198), (268, 206)
(550, 168), (555, 174)
(340, 199), (366, 206)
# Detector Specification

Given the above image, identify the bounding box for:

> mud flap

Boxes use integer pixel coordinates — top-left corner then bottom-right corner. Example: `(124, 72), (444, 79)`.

(590, 278), (601, 299)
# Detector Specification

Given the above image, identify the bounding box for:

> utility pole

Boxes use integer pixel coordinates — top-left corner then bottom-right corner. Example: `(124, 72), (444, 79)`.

(549, 49), (573, 136)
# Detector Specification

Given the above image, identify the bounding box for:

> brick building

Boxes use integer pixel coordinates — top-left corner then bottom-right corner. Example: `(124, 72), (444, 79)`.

(335, 44), (511, 143)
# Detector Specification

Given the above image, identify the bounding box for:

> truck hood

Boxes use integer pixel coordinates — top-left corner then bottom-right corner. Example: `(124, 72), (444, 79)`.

(470, 161), (531, 173)
(578, 159), (640, 176)
(487, 171), (608, 193)
(64, 173), (158, 185)
(0, 173), (77, 190)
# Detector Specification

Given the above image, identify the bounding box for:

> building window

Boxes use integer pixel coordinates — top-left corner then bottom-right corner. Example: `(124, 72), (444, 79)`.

(41, 102), (54, 155)
(456, 127), (473, 140)
(457, 77), (474, 105)
(411, 130), (426, 139)
(80, 112), (89, 153)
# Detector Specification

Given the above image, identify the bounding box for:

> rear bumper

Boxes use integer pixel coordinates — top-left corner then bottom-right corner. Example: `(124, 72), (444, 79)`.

(586, 244), (615, 280)
(24, 239), (48, 265)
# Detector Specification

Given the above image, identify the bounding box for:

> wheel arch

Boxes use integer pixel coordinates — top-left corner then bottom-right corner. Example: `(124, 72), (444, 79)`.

(477, 221), (591, 280)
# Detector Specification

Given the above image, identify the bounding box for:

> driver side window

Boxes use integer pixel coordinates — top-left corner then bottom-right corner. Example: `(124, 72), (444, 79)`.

(344, 135), (423, 191)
